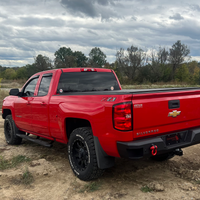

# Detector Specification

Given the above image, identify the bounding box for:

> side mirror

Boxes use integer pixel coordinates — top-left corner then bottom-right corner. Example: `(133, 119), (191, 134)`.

(9, 88), (19, 96)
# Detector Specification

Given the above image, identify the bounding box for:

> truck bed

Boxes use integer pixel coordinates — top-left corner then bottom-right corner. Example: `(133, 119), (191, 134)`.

(56, 87), (200, 96)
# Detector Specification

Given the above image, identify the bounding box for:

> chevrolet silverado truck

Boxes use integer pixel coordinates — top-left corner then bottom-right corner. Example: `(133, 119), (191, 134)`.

(2, 68), (200, 181)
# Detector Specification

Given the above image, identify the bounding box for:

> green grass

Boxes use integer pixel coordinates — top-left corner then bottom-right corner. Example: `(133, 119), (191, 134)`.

(140, 186), (153, 193)
(195, 180), (200, 184)
(21, 168), (34, 185)
(12, 167), (34, 186)
(0, 155), (31, 170)
(79, 182), (102, 193)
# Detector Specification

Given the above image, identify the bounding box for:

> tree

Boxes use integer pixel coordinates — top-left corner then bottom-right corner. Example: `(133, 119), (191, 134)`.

(188, 61), (198, 74)
(73, 51), (88, 67)
(168, 40), (190, 80)
(88, 47), (106, 68)
(54, 47), (76, 68)
(34, 54), (53, 72)
(0, 65), (7, 73)
(16, 67), (28, 79)
(157, 47), (169, 65)
(25, 64), (37, 78)
(175, 64), (189, 82)
(116, 45), (147, 82)
(147, 47), (169, 82)
(192, 66), (200, 84)
(4, 68), (17, 79)
(187, 61), (200, 84)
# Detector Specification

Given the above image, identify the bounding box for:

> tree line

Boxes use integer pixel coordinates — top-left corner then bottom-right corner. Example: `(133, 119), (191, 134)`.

(1, 40), (200, 85)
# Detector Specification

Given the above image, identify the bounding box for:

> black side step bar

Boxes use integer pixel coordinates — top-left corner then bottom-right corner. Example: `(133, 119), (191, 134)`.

(16, 133), (53, 148)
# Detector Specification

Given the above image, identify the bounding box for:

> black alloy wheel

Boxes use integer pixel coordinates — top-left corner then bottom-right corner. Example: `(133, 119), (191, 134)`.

(4, 115), (23, 145)
(71, 138), (89, 171)
(5, 120), (12, 141)
(68, 127), (104, 181)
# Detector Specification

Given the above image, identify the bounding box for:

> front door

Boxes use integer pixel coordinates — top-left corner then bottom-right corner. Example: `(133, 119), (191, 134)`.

(14, 77), (39, 131)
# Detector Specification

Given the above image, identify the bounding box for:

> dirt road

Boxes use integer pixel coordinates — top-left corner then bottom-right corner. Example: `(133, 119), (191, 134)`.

(1, 117), (200, 200)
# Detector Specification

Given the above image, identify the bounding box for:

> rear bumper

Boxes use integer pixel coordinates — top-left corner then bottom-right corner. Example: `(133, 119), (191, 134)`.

(117, 128), (200, 159)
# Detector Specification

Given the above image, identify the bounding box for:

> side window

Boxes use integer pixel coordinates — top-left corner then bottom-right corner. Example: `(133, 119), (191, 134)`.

(38, 75), (52, 96)
(24, 77), (39, 96)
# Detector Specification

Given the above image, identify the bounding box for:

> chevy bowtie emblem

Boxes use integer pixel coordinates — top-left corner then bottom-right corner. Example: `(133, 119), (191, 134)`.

(168, 110), (181, 118)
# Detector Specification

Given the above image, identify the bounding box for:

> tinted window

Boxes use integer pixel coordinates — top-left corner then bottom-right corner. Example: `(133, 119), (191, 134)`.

(24, 77), (39, 96)
(57, 72), (120, 93)
(38, 75), (52, 96)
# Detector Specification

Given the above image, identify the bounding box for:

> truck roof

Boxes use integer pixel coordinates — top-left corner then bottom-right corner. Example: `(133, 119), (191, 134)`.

(33, 68), (113, 75)
(62, 68), (112, 72)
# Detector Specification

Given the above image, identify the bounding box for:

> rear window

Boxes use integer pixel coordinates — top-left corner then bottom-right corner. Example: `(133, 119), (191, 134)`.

(57, 72), (120, 93)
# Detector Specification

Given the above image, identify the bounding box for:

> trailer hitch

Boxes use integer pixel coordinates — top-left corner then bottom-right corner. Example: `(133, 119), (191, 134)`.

(150, 144), (157, 156)
(173, 148), (183, 156)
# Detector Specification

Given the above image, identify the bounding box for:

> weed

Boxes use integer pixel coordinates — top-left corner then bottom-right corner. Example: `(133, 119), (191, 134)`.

(140, 186), (153, 193)
(195, 180), (200, 184)
(79, 181), (101, 193)
(21, 168), (34, 185)
(0, 156), (10, 170)
(11, 155), (31, 168)
(0, 155), (30, 170)
(40, 154), (48, 159)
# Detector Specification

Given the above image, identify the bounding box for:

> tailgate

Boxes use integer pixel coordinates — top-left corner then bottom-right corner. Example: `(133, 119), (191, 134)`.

(132, 89), (200, 138)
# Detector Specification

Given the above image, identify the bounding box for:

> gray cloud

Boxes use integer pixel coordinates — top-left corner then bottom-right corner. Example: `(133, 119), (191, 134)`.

(190, 4), (200, 12)
(61, 0), (97, 17)
(61, 0), (119, 19)
(169, 13), (184, 20)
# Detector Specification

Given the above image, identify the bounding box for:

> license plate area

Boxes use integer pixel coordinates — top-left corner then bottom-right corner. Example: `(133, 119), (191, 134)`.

(165, 131), (188, 146)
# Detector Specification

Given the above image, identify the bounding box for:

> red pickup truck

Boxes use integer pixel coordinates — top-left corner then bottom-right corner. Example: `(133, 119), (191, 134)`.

(2, 68), (200, 181)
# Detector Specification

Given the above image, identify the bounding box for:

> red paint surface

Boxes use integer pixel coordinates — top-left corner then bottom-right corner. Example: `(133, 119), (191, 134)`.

(3, 68), (200, 158)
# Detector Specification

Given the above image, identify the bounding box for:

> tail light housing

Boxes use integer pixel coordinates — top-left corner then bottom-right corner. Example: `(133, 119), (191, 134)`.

(113, 102), (133, 131)
(81, 68), (97, 72)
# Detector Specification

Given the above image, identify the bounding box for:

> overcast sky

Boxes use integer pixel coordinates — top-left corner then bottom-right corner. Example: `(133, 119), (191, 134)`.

(0, 0), (200, 67)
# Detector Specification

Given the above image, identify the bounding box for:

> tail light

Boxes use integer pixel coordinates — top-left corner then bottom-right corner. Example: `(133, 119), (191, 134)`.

(113, 102), (133, 131)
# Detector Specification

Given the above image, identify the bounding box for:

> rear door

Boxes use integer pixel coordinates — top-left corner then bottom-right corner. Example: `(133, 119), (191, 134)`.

(31, 73), (53, 136)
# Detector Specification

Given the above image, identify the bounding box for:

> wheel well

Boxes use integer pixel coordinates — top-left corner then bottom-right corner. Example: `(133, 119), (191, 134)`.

(65, 118), (91, 139)
(2, 109), (11, 119)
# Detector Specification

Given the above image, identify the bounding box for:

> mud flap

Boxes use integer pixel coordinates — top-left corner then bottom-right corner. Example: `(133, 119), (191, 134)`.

(94, 136), (115, 169)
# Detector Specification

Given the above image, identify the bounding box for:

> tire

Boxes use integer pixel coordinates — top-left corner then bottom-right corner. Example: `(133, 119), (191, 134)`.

(151, 152), (174, 161)
(68, 127), (104, 181)
(4, 115), (23, 145)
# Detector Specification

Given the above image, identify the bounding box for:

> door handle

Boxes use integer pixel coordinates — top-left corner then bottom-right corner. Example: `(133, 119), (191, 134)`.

(40, 102), (47, 106)
(26, 101), (31, 105)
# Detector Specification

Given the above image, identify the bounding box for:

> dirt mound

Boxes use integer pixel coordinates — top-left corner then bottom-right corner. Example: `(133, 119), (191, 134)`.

(29, 159), (57, 176)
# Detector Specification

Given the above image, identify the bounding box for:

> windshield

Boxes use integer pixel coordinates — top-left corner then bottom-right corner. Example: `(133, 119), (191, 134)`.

(57, 72), (120, 93)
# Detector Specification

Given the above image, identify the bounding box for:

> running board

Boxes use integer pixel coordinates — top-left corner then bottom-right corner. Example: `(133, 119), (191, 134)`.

(16, 133), (53, 148)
